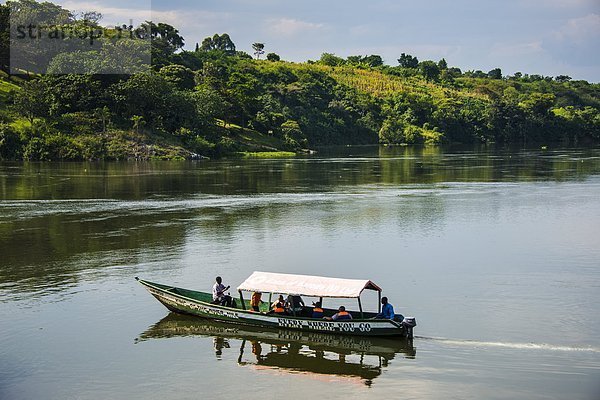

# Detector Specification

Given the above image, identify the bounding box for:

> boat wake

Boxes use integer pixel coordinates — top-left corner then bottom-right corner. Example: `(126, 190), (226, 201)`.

(415, 336), (600, 353)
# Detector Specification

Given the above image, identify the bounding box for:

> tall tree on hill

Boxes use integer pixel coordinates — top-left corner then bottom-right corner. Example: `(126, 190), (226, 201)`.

(141, 21), (185, 68)
(488, 68), (502, 80)
(398, 53), (419, 68)
(7, 0), (74, 73)
(419, 60), (440, 81)
(362, 55), (384, 67)
(199, 33), (236, 55)
(320, 53), (345, 66)
(252, 43), (265, 59)
(14, 80), (52, 123)
(555, 75), (571, 83)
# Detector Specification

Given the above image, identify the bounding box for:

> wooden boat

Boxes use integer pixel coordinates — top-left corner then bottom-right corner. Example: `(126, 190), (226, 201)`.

(136, 271), (416, 338)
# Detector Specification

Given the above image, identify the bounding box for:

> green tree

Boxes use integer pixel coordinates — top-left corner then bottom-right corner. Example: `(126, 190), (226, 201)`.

(159, 64), (195, 90)
(346, 55), (362, 65)
(362, 55), (383, 67)
(378, 117), (406, 143)
(193, 84), (225, 127)
(7, 0), (75, 73)
(519, 93), (556, 116)
(488, 68), (502, 79)
(252, 42), (265, 59)
(319, 53), (345, 66)
(398, 53), (419, 68)
(14, 79), (52, 123)
(95, 106), (111, 133)
(555, 75), (572, 83)
(280, 120), (306, 150)
(131, 115), (145, 134)
(140, 21), (185, 68)
(199, 33), (236, 55)
(110, 72), (198, 131)
(419, 60), (440, 81)
(266, 52), (280, 61)
(0, 123), (23, 159)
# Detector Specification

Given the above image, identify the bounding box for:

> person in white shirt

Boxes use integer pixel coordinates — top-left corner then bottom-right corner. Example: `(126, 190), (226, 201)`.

(212, 276), (231, 306)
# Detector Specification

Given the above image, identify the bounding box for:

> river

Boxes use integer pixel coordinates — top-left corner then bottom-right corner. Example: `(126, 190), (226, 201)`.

(1, 145), (599, 399)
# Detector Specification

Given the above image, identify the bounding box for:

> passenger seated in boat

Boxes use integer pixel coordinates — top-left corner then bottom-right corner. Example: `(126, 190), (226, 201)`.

(250, 291), (263, 312)
(268, 295), (287, 315)
(311, 302), (324, 318)
(286, 294), (305, 314)
(376, 297), (394, 319)
(328, 306), (352, 321)
(212, 276), (232, 307)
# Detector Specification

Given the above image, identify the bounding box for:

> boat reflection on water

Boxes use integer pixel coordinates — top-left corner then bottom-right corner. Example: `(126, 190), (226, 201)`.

(136, 313), (416, 386)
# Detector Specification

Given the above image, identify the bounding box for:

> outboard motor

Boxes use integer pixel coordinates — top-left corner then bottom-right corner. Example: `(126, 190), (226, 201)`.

(401, 317), (417, 339)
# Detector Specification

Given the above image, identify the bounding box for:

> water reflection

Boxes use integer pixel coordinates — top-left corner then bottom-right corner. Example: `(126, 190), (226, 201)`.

(1, 146), (599, 201)
(136, 313), (416, 386)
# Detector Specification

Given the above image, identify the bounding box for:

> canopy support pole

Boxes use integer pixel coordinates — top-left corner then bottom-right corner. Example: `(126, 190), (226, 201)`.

(238, 290), (246, 310)
(378, 291), (381, 313)
(358, 297), (364, 319)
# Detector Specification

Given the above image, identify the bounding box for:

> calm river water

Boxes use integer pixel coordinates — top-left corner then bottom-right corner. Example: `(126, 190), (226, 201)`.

(1, 145), (599, 400)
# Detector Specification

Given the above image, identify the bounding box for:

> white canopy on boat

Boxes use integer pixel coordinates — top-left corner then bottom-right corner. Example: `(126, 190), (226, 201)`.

(237, 271), (382, 298)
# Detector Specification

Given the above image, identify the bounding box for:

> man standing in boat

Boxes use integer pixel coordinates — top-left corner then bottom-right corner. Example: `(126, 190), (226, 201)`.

(212, 276), (231, 306)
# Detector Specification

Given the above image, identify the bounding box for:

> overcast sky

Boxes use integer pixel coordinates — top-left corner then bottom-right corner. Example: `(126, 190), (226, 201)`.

(58, 0), (600, 81)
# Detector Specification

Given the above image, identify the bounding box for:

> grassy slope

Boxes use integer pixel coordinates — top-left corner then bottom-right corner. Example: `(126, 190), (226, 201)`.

(277, 61), (599, 112)
(216, 120), (288, 152)
(266, 62), (488, 103)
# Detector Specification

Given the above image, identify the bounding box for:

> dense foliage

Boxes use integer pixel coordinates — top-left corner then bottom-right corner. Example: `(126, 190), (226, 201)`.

(0, 0), (599, 160)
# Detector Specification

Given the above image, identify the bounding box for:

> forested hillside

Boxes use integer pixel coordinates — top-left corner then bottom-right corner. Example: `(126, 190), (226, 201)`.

(1, 0), (599, 160)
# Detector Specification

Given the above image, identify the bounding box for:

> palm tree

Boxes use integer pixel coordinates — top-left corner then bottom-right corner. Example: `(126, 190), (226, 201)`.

(131, 115), (145, 134)
(96, 106), (111, 133)
(252, 43), (265, 59)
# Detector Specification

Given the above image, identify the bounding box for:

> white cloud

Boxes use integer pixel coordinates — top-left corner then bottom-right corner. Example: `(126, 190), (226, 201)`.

(540, 13), (600, 70)
(58, 1), (230, 30)
(268, 18), (324, 36)
(554, 13), (600, 43)
(59, 1), (152, 25)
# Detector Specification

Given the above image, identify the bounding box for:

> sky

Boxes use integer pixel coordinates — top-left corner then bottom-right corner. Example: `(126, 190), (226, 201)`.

(56, 0), (600, 81)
